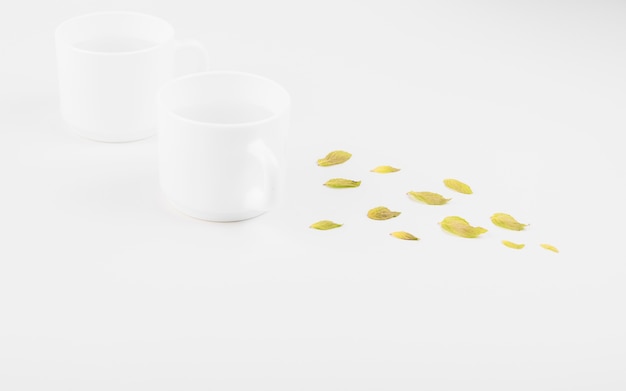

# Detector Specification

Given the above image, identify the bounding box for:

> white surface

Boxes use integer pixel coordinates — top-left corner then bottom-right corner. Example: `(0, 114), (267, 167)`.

(1, 0), (625, 390)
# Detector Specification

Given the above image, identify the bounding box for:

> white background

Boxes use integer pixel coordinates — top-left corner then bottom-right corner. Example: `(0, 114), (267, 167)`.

(1, 0), (625, 390)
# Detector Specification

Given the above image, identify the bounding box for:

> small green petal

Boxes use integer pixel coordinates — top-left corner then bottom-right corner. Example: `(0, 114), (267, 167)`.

(491, 213), (528, 231)
(317, 150), (352, 166)
(367, 206), (401, 220)
(407, 191), (451, 205)
(324, 178), (361, 188)
(390, 231), (419, 240)
(443, 178), (473, 194)
(440, 216), (487, 238)
(310, 220), (343, 230)
(540, 243), (559, 253)
(371, 165), (400, 173)
(502, 240), (525, 249)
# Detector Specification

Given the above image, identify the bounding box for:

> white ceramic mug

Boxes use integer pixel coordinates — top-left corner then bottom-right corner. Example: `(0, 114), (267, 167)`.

(55, 11), (209, 142)
(157, 71), (291, 222)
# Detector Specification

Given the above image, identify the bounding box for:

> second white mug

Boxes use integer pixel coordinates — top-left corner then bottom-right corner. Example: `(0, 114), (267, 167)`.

(55, 11), (209, 142)
(157, 71), (291, 222)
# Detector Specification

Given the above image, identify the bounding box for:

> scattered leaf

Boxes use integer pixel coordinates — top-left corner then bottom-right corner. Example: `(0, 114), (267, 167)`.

(502, 240), (525, 249)
(367, 206), (401, 220)
(439, 216), (487, 238)
(317, 150), (352, 166)
(390, 231), (419, 240)
(443, 178), (473, 194)
(323, 178), (361, 188)
(407, 191), (451, 205)
(310, 220), (343, 230)
(491, 213), (528, 231)
(540, 243), (559, 253)
(371, 165), (400, 173)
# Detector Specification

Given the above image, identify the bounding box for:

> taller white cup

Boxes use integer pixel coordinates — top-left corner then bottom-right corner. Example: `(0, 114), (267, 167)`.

(55, 11), (209, 142)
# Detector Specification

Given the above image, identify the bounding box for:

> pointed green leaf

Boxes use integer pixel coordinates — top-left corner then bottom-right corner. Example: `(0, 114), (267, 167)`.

(390, 231), (419, 240)
(367, 206), (401, 220)
(324, 178), (361, 188)
(443, 178), (473, 194)
(439, 216), (487, 238)
(491, 213), (528, 231)
(371, 165), (400, 173)
(407, 191), (451, 205)
(502, 240), (525, 249)
(310, 220), (343, 230)
(540, 243), (559, 253)
(317, 150), (352, 166)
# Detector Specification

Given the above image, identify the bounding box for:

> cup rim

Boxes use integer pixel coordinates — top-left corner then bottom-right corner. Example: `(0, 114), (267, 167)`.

(157, 71), (291, 128)
(55, 11), (175, 56)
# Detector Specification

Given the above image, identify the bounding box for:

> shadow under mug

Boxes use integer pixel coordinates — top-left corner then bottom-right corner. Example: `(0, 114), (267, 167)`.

(157, 71), (291, 222)
(55, 11), (209, 142)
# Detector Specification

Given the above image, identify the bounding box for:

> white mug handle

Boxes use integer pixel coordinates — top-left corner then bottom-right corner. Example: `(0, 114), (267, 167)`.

(248, 140), (281, 211)
(173, 39), (210, 77)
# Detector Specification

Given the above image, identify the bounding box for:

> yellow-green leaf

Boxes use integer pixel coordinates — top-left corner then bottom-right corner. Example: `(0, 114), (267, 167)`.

(323, 178), (361, 188)
(491, 213), (528, 231)
(502, 240), (525, 249)
(439, 216), (487, 238)
(540, 243), (559, 253)
(407, 191), (451, 205)
(443, 178), (473, 194)
(371, 165), (400, 173)
(367, 206), (401, 220)
(390, 231), (419, 240)
(317, 150), (352, 166)
(310, 220), (343, 230)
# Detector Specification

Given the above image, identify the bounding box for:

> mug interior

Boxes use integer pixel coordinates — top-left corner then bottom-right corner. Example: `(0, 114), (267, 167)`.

(159, 72), (291, 126)
(56, 12), (174, 53)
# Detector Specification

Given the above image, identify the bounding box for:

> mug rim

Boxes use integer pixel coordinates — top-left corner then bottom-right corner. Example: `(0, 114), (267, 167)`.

(157, 71), (291, 128)
(55, 11), (175, 56)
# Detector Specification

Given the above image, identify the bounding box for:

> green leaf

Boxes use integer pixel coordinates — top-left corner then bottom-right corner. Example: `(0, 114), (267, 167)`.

(371, 165), (400, 173)
(502, 240), (525, 249)
(310, 220), (343, 230)
(390, 231), (419, 240)
(443, 178), (473, 194)
(324, 178), (361, 188)
(540, 243), (559, 253)
(407, 191), (451, 205)
(491, 213), (528, 231)
(317, 150), (352, 166)
(367, 206), (401, 220)
(440, 216), (487, 238)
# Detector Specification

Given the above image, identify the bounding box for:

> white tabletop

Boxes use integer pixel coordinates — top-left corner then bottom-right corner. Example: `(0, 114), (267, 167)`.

(1, 1), (625, 390)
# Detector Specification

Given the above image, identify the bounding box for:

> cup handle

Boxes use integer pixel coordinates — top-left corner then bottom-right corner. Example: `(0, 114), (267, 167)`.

(248, 140), (282, 212)
(173, 39), (210, 77)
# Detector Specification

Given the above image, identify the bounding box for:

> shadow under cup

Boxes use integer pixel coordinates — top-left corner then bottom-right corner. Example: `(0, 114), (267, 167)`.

(157, 71), (291, 222)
